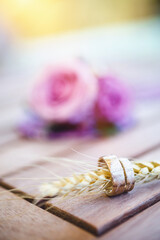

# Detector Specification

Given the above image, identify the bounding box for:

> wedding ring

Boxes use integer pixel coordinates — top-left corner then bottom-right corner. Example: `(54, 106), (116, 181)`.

(98, 155), (135, 196)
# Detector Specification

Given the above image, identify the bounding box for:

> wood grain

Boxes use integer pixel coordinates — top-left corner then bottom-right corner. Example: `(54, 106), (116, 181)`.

(1, 105), (160, 178)
(99, 201), (160, 240)
(1, 75), (160, 237)
(64, 120), (160, 160)
(46, 173), (160, 235)
(2, 119), (160, 196)
(0, 21), (160, 240)
(0, 137), (83, 176)
(1, 149), (160, 235)
(0, 187), (93, 240)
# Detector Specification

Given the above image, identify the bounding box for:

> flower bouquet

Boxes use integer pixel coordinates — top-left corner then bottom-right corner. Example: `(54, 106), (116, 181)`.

(18, 60), (132, 138)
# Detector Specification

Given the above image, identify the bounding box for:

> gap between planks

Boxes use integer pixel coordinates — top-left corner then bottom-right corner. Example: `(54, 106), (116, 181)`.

(1, 148), (160, 235)
(98, 199), (160, 240)
(0, 105), (160, 236)
(0, 187), (93, 240)
(1, 115), (160, 178)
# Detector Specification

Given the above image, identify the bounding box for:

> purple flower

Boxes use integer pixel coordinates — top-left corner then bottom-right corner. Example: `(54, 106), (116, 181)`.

(95, 75), (133, 126)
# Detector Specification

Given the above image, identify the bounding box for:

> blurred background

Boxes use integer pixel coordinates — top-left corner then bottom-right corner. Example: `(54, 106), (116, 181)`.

(0, 0), (160, 142)
(0, 0), (160, 37)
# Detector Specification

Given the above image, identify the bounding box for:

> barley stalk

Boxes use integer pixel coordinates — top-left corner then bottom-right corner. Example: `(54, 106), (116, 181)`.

(39, 158), (160, 198)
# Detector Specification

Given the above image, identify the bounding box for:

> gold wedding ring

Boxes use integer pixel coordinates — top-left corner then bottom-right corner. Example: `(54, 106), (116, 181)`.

(98, 155), (135, 196)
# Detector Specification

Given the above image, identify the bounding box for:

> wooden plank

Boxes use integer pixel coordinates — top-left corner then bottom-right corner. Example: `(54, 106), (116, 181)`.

(99, 201), (160, 240)
(67, 120), (160, 160)
(2, 120), (160, 195)
(46, 170), (160, 235)
(1, 148), (160, 235)
(0, 187), (93, 240)
(1, 98), (160, 235)
(0, 137), (83, 176)
(2, 111), (160, 177)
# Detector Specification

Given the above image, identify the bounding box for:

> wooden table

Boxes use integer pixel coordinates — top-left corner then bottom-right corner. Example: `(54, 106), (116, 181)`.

(0, 77), (160, 240)
(0, 18), (160, 240)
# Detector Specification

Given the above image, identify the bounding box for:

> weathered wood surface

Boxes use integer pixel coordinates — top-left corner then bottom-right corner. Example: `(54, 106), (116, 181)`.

(1, 107), (160, 178)
(1, 147), (160, 235)
(46, 148), (160, 235)
(2, 118), (160, 192)
(0, 70), (160, 239)
(99, 201), (160, 240)
(0, 106), (160, 178)
(57, 120), (160, 162)
(0, 122), (160, 238)
(0, 187), (93, 240)
(0, 137), (89, 176)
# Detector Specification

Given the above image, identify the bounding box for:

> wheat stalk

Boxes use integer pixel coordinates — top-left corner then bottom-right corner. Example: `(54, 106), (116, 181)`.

(39, 156), (160, 198)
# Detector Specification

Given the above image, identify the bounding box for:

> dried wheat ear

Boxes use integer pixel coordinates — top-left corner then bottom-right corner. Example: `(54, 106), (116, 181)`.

(39, 155), (160, 198)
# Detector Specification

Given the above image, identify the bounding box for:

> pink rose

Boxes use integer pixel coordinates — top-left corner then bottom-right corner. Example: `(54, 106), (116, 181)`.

(96, 76), (132, 125)
(29, 61), (97, 123)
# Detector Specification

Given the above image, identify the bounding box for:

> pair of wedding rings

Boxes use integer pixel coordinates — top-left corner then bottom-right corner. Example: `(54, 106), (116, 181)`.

(98, 155), (135, 196)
